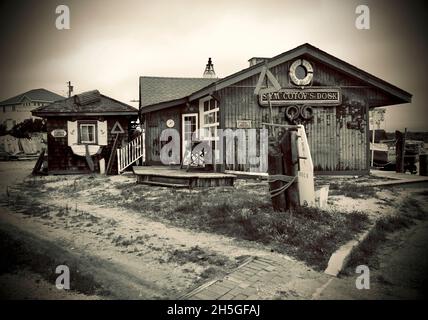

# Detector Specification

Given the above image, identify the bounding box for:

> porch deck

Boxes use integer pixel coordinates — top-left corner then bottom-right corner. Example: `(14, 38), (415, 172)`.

(132, 166), (236, 188)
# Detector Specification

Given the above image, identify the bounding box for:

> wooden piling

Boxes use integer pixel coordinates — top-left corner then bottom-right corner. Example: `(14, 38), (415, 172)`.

(280, 130), (299, 210)
(268, 137), (287, 211)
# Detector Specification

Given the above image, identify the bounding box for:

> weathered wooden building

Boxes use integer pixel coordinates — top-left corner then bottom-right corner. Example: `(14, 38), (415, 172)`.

(32, 90), (138, 174)
(140, 43), (412, 175)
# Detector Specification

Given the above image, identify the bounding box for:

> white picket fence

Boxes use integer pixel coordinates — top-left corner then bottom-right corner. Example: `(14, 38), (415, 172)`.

(117, 133), (144, 173)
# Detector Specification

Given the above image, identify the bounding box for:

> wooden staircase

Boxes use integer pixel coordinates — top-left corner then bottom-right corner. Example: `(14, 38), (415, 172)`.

(117, 133), (145, 173)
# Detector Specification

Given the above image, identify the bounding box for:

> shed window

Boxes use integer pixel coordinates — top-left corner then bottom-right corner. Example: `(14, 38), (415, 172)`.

(79, 123), (96, 144)
(200, 97), (219, 140)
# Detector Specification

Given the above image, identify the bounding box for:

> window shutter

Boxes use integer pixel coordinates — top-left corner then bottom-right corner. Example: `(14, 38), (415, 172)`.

(67, 121), (78, 146)
(97, 120), (108, 146)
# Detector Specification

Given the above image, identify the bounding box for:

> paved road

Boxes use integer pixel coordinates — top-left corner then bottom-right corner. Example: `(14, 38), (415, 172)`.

(318, 219), (428, 299)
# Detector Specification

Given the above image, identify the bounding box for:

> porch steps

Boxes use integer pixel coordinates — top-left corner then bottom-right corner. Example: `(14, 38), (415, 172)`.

(137, 180), (190, 188)
(133, 166), (236, 188)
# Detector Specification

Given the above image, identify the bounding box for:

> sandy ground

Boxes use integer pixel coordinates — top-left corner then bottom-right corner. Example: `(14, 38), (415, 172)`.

(0, 161), (321, 299)
(0, 160), (427, 300)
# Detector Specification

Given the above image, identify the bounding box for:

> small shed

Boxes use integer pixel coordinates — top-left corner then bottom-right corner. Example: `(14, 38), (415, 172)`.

(139, 43), (412, 175)
(32, 90), (138, 174)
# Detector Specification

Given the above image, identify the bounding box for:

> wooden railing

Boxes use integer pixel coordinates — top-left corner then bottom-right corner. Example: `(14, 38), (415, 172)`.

(117, 133), (144, 173)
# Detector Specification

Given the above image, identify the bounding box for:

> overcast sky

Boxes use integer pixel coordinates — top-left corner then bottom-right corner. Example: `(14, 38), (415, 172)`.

(0, 0), (427, 131)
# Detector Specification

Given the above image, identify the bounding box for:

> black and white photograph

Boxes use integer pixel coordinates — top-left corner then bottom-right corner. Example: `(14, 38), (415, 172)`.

(0, 0), (427, 314)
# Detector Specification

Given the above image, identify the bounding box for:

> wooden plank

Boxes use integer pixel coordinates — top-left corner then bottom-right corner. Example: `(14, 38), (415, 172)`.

(253, 66), (267, 95)
(32, 148), (46, 175)
(266, 69), (282, 91)
(107, 133), (120, 175)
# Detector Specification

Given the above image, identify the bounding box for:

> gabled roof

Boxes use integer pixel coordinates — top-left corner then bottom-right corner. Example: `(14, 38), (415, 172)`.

(140, 76), (218, 108)
(0, 88), (65, 106)
(140, 43), (412, 113)
(32, 90), (138, 117)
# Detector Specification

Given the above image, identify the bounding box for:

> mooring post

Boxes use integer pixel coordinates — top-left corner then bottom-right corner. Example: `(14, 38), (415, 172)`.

(280, 130), (299, 210)
(268, 137), (287, 211)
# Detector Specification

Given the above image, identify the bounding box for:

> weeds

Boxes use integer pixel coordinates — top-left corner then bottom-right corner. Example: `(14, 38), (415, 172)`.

(166, 246), (231, 267)
(114, 184), (370, 270)
(329, 183), (378, 199)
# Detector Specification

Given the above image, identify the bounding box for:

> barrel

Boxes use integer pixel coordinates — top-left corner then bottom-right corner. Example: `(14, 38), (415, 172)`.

(420, 153), (428, 176)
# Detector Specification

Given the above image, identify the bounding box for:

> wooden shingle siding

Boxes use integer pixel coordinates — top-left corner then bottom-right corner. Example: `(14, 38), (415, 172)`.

(47, 116), (130, 174)
(145, 105), (184, 164)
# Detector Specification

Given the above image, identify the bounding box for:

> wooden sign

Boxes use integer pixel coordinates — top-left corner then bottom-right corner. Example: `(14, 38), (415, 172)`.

(51, 129), (67, 138)
(369, 109), (385, 130)
(259, 87), (341, 106)
(236, 120), (252, 129)
(370, 142), (389, 152)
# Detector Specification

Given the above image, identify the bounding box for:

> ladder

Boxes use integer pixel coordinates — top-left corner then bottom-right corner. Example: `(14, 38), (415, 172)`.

(117, 133), (144, 173)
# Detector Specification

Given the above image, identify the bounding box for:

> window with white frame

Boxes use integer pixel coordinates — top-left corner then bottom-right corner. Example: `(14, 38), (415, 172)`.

(79, 123), (97, 144)
(199, 97), (220, 163)
(199, 97), (219, 141)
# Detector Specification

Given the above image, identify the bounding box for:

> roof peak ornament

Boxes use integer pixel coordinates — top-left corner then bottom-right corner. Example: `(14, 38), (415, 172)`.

(203, 57), (217, 79)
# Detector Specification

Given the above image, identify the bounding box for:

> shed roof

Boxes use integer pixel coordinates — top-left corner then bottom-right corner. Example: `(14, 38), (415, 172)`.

(32, 90), (138, 117)
(140, 77), (218, 108)
(140, 43), (412, 113)
(0, 88), (65, 106)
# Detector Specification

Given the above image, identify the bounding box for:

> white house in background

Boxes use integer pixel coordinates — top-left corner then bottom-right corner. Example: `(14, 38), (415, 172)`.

(0, 88), (65, 130)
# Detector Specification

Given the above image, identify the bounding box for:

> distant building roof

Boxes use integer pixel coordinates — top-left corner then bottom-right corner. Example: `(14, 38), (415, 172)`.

(0, 88), (65, 106)
(140, 76), (218, 108)
(32, 90), (138, 117)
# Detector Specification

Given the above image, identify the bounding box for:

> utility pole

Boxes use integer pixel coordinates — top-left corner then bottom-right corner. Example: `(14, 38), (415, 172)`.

(67, 81), (73, 98)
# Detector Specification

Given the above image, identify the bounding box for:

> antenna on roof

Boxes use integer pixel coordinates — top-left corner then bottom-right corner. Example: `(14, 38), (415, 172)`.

(67, 81), (74, 97)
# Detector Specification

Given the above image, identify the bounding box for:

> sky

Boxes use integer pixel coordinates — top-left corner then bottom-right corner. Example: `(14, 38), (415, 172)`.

(0, 0), (427, 131)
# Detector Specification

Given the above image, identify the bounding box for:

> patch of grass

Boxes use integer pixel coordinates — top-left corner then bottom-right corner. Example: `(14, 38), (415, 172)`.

(166, 246), (232, 267)
(114, 184), (369, 270)
(329, 183), (378, 199)
(111, 235), (147, 247)
(199, 267), (221, 279)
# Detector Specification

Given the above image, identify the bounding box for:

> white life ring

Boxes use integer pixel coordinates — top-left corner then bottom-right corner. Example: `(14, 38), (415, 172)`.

(289, 59), (313, 86)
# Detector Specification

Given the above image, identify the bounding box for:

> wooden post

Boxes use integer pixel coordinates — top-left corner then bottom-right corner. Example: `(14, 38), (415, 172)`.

(396, 130), (405, 173)
(268, 137), (287, 211)
(107, 134), (120, 175)
(32, 148), (46, 175)
(280, 130), (299, 209)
